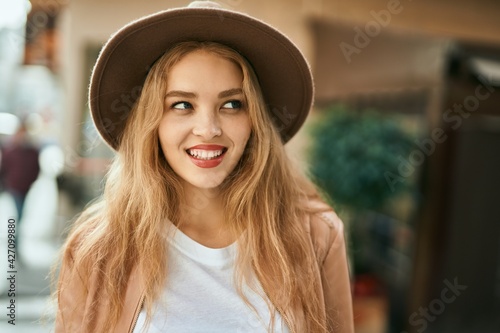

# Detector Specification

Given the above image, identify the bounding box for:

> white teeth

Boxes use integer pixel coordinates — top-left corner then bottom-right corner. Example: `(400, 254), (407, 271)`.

(187, 149), (224, 160)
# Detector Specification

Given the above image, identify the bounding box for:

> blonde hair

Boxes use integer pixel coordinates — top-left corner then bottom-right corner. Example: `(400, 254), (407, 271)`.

(57, 41), (327, 332)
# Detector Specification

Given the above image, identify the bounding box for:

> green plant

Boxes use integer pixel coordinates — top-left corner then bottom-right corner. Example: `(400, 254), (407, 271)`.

(309, 105), (413, 212)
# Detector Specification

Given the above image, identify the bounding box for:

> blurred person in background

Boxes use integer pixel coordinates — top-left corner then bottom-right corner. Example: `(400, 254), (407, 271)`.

(0, 117), (40, 223)
(55, 2), (354, 333)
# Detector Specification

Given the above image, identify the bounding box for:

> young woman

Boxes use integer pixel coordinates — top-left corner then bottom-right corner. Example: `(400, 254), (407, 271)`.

(55, 2), (354, 332)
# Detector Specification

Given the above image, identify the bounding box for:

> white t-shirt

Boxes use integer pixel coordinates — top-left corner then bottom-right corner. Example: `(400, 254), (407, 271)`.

(133, 227), (290, 333)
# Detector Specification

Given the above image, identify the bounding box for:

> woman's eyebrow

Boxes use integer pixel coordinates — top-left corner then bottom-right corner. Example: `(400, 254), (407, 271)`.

(218, 88), (243, 98)
(165, 90), (197, 98)
(165, 89), (242, 99)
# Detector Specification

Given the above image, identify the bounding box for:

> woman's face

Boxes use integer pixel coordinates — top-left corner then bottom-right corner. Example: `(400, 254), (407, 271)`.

(159, 50), (252, 190)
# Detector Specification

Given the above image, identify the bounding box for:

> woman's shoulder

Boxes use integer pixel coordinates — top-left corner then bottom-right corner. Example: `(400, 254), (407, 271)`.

(59, 232), (88, 276)
(59, 220), (101, 272)
(303, 199), (346, 263)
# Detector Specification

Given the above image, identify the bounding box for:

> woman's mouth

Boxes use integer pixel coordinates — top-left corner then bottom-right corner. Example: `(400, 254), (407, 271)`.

(186, 145), (227, 168)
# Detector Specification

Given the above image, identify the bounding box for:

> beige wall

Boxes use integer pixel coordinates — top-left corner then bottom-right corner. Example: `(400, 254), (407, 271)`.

(306, 0), (500, 45)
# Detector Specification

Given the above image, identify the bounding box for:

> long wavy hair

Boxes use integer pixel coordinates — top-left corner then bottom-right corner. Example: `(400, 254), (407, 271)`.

(58, 41), (328, 332)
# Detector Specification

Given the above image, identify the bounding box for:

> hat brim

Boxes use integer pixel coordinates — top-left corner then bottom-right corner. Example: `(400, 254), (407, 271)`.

(89, 6), (313, 150)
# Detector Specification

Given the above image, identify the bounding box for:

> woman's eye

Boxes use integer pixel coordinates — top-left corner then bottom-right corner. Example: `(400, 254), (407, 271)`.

(222, 100), (242, 110)
(171, 101), (193, 110)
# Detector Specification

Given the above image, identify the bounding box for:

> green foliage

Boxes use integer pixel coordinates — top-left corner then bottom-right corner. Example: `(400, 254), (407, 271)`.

(309, 105), (413, 211)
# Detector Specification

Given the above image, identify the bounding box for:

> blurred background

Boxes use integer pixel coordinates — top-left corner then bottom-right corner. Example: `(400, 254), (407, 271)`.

(0, 0), (499, 332)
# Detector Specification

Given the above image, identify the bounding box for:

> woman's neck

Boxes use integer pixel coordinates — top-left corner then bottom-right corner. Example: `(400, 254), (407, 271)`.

(177, 183), (234, 248)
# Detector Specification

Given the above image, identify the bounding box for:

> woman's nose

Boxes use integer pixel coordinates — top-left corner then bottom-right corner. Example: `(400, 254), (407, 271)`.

(192, 110), (222, 139)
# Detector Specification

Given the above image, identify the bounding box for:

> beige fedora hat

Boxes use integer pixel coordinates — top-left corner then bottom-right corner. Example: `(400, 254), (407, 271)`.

(89, 1), (314, 150)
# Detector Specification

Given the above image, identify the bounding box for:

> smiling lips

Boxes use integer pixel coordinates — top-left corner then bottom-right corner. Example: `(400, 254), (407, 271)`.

(186, 144), (227, 168)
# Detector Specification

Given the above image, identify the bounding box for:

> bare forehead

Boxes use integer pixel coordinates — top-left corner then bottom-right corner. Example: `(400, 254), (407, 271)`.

(166, 50), (243, 91)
